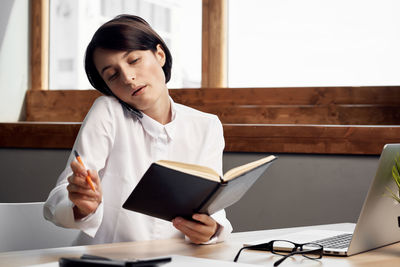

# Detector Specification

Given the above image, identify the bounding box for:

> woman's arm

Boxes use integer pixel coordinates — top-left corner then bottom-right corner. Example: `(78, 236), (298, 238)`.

(43, 97), (116, 237)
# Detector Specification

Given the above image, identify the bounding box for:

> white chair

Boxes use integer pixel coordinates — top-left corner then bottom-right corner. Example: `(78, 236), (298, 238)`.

(0, 202), (79, 252)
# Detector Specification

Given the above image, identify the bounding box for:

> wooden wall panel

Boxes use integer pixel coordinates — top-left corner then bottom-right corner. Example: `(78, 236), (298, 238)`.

(16, 87), (400, 154)
(0, 122), (80, 149)
(2, 122), (400, 155)
(170, 87), (400, 106)
(192, 105), (400, 125)
(224, 124), (400, 154)
(26, 87), (400, 124)
(26, 90), (101, 121)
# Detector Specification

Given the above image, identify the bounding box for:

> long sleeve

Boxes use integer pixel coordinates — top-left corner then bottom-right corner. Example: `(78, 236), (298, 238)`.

(43, 96), (115, 237)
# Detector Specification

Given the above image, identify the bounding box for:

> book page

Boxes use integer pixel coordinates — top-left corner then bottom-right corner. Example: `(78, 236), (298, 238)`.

(157, 160), (220, 182)
(223, 155), (276, 181)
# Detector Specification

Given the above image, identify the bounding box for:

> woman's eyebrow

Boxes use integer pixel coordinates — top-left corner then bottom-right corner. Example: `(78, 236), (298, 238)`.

(100, 65), (111, 76)
(122, 50), (132, 58)
(100, 51), (133, 75)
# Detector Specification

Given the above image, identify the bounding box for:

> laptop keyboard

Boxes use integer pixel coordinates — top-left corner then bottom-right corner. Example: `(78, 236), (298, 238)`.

(311, 233), (353, 249)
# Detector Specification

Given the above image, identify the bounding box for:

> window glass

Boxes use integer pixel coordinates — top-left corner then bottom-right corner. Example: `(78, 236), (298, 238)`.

(228, 0), (400, 87)
(49, 0), (201, 89)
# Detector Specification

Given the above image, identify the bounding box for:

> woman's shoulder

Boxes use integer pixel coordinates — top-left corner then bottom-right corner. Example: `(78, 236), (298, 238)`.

(83, 95), (126, 124)
(92, 95), (120, 109)
(87, 95), (124, 116)
(175, 103), (221, 125)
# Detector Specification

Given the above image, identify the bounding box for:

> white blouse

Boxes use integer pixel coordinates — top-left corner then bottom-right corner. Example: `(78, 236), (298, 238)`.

(43, 95), (233, 245)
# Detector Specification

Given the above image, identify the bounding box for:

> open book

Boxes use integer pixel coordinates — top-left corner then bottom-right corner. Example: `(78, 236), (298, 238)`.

(123, 155), (277, 221)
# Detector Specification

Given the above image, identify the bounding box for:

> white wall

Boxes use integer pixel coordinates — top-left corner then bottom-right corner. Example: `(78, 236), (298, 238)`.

(0, 0), (29, 122)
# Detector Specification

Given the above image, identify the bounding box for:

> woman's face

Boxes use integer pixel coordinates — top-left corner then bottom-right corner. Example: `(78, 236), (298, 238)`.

(93, 45), (167, 112)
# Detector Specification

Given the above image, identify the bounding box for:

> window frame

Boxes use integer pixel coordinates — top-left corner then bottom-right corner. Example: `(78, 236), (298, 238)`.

(12, 0), (399, 155)
(30, 0), (227, 90)
(30, 0), (49, 90)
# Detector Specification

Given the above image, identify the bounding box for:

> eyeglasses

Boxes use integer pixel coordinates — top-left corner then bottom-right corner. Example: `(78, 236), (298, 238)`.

(234, 240), (323, 266)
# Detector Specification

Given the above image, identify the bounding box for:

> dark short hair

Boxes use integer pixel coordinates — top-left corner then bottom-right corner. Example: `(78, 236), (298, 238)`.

(84, 14), (172, 96)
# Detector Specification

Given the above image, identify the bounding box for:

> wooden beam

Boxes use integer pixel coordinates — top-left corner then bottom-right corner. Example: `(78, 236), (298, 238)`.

(26, 89), (101, 121)
(19, 87), (400, 154)
(224, 124), (400, 154)
(30, 0), (49, 90)
(193, 105), (400, 125)
(202, 0), (227, 87)
(170, 87), (400, 106)
(25, 87), (400, 124)
(0, 122), (80, 149)
(1, 122), (400, 155)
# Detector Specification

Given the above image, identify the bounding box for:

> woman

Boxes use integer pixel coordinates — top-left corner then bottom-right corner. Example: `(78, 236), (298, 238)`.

(43, 15), (232, 245)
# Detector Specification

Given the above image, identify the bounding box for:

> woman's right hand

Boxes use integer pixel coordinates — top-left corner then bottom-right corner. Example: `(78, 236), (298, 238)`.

(67, 160), (102, 220)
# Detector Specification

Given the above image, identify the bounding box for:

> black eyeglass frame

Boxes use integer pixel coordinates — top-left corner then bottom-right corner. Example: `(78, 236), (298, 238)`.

(234, 239), (323, 266)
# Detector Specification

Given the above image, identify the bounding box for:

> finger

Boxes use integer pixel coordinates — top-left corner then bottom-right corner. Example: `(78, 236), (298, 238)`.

(68, 189), (102, 213)
(69, 193), (99, 216)
(192, 213), (216, 227)
(87, 170), (101, 188)
(69, 163), (100, 192)
(67, 183), (97, 197)
(177, 215), (217, 235)
(69, 192), (98, 202)
(174, 217), (209, 233)
(70, 160), (88, 177)
(67, 174), (91, 189)
(173, 217), (214, 242)
(173, 219), (208, 244)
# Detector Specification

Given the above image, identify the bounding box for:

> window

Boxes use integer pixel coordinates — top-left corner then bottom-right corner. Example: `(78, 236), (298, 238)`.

(228, 0), (400, 87)
(49, 0), (202, 89)
(20, 0), (400, 155)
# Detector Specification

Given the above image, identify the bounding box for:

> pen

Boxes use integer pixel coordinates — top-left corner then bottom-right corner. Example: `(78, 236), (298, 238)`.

(74, 150), (96, 192)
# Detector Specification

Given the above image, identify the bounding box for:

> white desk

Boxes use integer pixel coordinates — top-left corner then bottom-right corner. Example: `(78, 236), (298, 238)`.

(1, 223), (400, 267)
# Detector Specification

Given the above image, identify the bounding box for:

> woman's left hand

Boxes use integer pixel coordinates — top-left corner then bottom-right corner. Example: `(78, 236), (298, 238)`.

(172, 214), (218, 244)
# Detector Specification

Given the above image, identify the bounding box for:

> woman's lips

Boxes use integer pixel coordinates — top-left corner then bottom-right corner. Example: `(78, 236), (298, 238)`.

(132, 85), (146, 96)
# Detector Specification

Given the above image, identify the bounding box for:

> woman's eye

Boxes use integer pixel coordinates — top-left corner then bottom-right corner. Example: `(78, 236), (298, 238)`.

(129, 58), (139, 64)
(108, 73), (118, 82)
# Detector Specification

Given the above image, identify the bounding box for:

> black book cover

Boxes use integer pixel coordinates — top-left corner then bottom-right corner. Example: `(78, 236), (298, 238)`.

(123, 164), (221, 221)
(122, 156), (277, 221)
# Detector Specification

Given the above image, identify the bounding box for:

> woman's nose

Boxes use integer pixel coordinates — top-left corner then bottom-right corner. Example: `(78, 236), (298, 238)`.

(121, 69), (135, 84)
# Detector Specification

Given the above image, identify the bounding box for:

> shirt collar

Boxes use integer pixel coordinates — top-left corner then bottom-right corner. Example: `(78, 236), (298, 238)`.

(139, 96), (177, 141)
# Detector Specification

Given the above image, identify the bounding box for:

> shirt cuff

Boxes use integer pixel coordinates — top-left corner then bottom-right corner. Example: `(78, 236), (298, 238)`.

(200, 223), (223, 245)
(73, 201), (104, 237)
(52, 198), (104, 238)
(208, 210), (233, 243)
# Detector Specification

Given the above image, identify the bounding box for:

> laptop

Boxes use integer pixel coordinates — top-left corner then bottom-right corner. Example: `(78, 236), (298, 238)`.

(246, 144), (400, 256)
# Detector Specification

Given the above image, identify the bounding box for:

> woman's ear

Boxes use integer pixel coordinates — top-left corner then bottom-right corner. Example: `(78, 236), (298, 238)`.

(155, 44), (166, 67)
